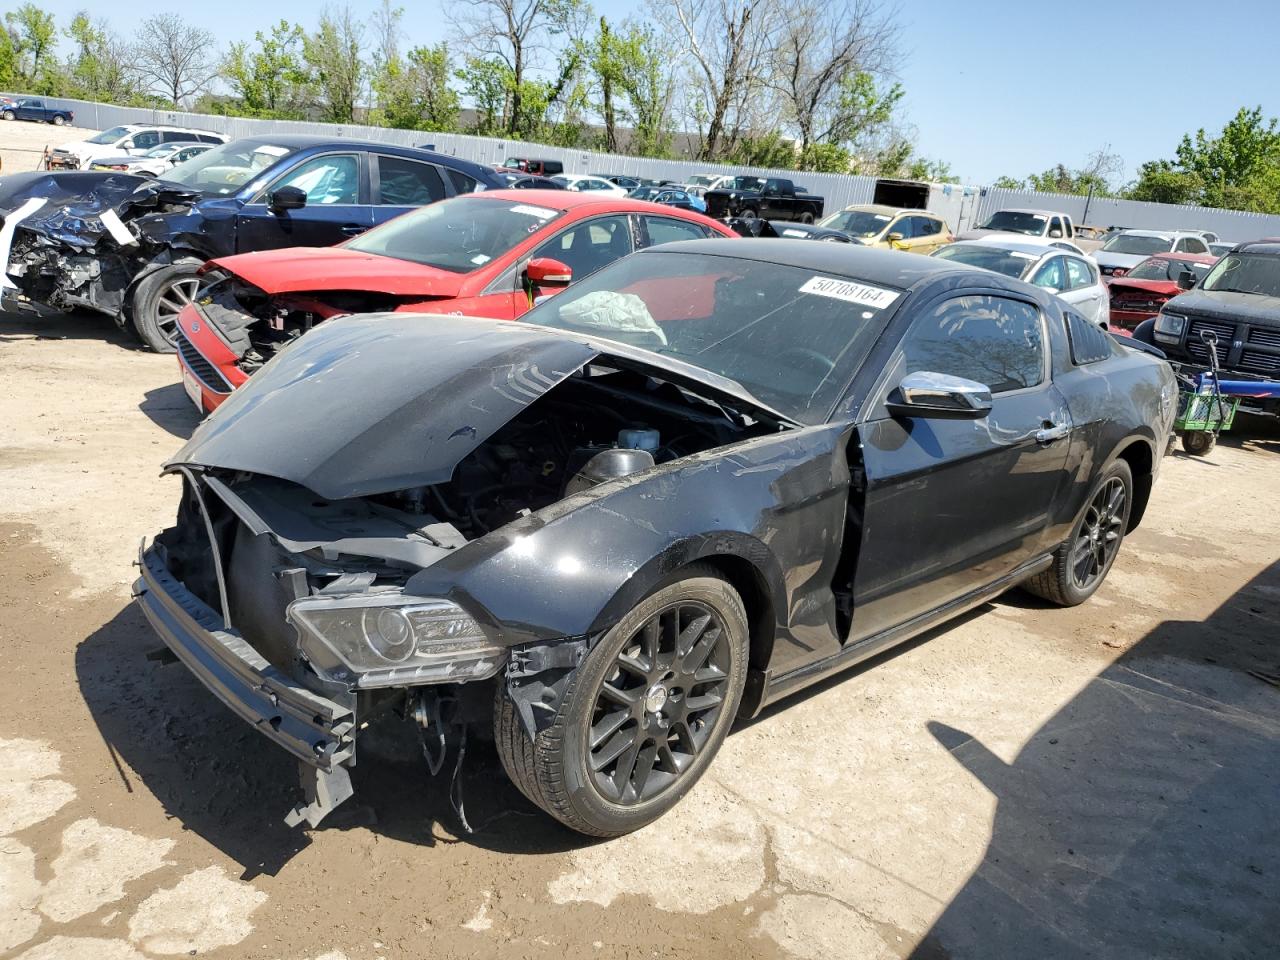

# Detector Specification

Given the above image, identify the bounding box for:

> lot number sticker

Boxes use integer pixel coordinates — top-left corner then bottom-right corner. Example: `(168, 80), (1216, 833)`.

(799, 276), (900, 309)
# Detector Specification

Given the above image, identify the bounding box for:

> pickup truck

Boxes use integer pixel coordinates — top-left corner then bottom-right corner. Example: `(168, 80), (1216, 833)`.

(2, 97), (74, 125)
(958, 208), (1075, 242)
(703, 177), (825, 222)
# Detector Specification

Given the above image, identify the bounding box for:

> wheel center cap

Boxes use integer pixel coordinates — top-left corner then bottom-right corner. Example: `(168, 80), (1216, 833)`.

(643, 683), (668, 714)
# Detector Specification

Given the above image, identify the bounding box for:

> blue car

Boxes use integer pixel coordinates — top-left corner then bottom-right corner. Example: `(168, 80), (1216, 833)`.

(0, 135), (502, 351)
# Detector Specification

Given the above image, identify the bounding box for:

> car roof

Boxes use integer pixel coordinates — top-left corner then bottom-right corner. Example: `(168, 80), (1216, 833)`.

(1142, 251), (1218, 264)
(1000, 207), (1069, 216)
(1115, 228), (1198, 239)
(640, 238), (976, 288)
(840, 203), (936, 217)
(222, 136), (497, 179)
(945, 238), (1054, 258)
(463, 189), (711, 216)
(1235, 240), (1280, 255)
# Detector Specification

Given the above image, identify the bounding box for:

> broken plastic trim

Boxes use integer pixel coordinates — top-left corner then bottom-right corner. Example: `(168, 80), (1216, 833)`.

(505, 636), (591, 738)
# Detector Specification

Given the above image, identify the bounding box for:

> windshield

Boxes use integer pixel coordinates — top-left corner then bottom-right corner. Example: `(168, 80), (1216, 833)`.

(521, 250), (900, 423)
(978, 211), (1048, 235)
(344, 196), (564, 273)
(161, 140), (296, 196)
(86, 125), (132, 145)
(932, 244), (1035, 279)
(1101, 234), (1173, 256)
(1126, 257), (1212, 282)
(686, 176), (716, 188)
(722, 176), (764, 191)
(144, 145), (176, 158)
(1200, 253), (1280, 298)
(629, 186), (662, 201)
(817, 209), (894, 238)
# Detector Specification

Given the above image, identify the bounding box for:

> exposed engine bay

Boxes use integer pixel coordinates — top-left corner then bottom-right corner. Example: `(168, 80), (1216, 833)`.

(0, 173), (200, 317)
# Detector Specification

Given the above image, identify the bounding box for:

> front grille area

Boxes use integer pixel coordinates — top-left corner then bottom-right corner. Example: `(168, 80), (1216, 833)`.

(1238, 351), (1280, 376)
(176, 329), (232, 393)
(1248, 326), (1280, 349)
(1184, 317), (1236, 365)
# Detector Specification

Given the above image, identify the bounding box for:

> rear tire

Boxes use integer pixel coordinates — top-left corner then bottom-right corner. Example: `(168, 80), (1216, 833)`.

(1023, 459), (1132, 607)
(2, 111), (14, 121)
(52, 115), (65, 125)
(131, 260), (204, 353)
(495, 564), (749, 837)
(798, 212), (814, 224)
(740, 207), (758, 220)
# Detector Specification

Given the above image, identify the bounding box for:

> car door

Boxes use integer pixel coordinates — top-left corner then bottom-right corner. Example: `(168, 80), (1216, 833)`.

(128, 130), (162, 154)
(1063, 256), (1105, 326)
(16, 99), (41, 120)
(850, 291), (1072, 641)
(508, 214), (637, 314)
(370, 154), (449, 230)
(915, 215), (947, 253)
(892, 216), (928, 253)
(234, 152), (372, 252)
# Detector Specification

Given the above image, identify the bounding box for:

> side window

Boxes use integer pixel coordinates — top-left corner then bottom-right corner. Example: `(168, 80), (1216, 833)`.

(901, 295), (1045, 393)
(445, 168), (478, 195)
(131, 130), (161, 150)
(1185, 237), (1207, 253)
(1063, 216), (1074, 234)
(644, 216), (711, 247)
(1031, 256), (1066, 291)
(271, 154), (360, 204)
(533, 215), (633, 281)
(891, 216), (916, 239)
(920, 217), (942, 236)
(376, 156), (445, 205)
(1065, 257), (1094, 290)
(1065, 310), (1113, 364)
(1173, 238), (1190, 252)
(160, 130), (188, 143)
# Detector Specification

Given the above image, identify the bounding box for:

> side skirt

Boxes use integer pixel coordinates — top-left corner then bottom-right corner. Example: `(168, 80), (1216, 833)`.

(753, 552), (1055, 712)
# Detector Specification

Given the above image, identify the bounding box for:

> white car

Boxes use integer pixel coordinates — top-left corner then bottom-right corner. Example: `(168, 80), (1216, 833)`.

(1093, 230), (1212, 278)
(959, 208), (1076, 242)
(974, 231), (1095, 261)
(87, 142), (215, 178)
(932, 238), (1111, 329)
(550, 174), (629, 197)
(47, 124), (227, 171)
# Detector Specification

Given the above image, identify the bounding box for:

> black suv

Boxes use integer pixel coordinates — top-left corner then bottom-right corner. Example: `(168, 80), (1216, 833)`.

(1146, 241), (1280, 409)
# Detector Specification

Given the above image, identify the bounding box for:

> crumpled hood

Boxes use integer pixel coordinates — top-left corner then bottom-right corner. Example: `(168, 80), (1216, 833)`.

(168, 314), (599, 499)
(1107, 278), (1178, 296)
(209, 246), (469, 297)
(1165, 288), (1280, 326)
(168, 312), (786, 500)
(0, 172), (200, 248)
(1094, 250), (1156, 269)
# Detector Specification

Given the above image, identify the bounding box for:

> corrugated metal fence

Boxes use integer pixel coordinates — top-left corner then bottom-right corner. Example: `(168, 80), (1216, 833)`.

(11, 93), (1280, 239)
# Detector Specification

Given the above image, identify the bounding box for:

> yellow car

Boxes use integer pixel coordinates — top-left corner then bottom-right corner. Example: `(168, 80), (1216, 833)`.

(816, 204), (953, 254)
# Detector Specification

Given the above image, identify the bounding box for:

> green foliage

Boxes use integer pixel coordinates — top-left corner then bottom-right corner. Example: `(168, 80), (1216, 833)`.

(726, 131), (796, 170)
(223, 21), (311, 118)
(991, 175), (1025, 189)
(5, 2), (56, 85)
(373, 44), (460, 131)
(302, 9), (364, 123)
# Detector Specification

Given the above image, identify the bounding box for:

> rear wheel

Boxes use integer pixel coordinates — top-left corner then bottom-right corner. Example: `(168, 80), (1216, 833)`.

(52, 114), (65, 125)
(2, 111), (14, 121)
(496, 565), (748, 837)
(130, 260), (203, 353)
(798, 212), (814, 224)
(1023, 459), (1132, 606)
(739, 207), (758, 220)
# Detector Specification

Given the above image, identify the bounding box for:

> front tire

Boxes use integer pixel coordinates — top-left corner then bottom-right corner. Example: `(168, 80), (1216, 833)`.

(496, 565), (749, 837)
(739, 207), (758, 220)
(798, 212), (814, 224)
(1023, 459), (1132, 606)
(2, 111), (14, 121)
(130, 260), (203, 353)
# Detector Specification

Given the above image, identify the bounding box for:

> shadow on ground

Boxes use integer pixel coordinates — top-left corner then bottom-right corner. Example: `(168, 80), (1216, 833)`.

(912, 560), (1280, 959)
(139, 383), (201, 439)
(0, 306), (141, 349)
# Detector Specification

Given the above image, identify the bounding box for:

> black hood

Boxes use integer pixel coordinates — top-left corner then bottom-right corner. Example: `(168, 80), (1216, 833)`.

(1166, 288), (1280, 327)
(170, 314), (787, 500)
(0, 171), (200, 248)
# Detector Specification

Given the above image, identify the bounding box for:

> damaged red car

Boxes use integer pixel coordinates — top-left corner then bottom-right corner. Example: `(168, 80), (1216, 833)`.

(175, 190), (734, 413)
(1105, 252), (1216, 333)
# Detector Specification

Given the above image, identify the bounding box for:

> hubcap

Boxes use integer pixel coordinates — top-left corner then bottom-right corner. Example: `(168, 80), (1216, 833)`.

(1069, 476), (1127, 589)
(154, 276), (200, 344)
(588, 602), (731, 805)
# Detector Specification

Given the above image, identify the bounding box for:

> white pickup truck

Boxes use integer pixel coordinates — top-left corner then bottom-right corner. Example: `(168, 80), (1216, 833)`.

(959, 208), (1076, 242)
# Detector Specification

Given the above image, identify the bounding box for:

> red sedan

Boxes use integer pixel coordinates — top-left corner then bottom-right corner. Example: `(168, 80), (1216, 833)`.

(1106, 252), (1217, 332)
(175, 190), (734, 413)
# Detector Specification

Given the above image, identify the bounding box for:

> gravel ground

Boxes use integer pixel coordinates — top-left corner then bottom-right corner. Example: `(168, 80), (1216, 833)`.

(1, 307), (1278, 960)
(0, 119), (100, 175)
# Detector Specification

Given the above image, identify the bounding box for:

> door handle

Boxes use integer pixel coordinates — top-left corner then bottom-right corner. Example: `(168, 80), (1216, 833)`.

(1035, 422), (1071, 443)
(340, 224), (367, 235)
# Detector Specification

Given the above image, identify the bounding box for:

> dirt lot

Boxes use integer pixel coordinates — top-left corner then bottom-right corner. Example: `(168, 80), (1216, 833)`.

(1, 308), (1278, 960)
(0, 119), (101, 175)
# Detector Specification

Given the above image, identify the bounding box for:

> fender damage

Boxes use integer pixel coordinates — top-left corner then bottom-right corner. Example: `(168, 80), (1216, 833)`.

(136, 313), (799, 825)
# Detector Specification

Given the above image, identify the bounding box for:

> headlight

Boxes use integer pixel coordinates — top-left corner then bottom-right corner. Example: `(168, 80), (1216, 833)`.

(287, 592), (505, 688)
(1154, 312), (1186, 343)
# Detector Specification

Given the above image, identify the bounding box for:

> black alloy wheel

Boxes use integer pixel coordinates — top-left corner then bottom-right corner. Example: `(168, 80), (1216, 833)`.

(588, 601), (732, 805)
(495, 565), (748, 837)
(131, 260), (204, 353)
(1069, 476), (1127, 591)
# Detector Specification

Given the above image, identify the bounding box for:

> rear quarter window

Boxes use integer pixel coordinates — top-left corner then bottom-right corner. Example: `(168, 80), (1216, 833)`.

(1065, 311), (1114, 365)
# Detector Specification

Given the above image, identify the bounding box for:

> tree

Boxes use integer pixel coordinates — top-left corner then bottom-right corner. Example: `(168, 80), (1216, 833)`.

(375, 44), (460, 130)
(772, 0), (898, 158)
(651, 0), (780, 161)
(134, 13), (217, 108)
(612, 23), (676, 157)
(991, 175), (1025, 190)
(224, 21), (311, 118)
(451, 0), (584, 136)
(5, 3), (56, 86)
(303, 7), (365, 123)
(63, 12), (139, 103)
(588, 17), (623, 152)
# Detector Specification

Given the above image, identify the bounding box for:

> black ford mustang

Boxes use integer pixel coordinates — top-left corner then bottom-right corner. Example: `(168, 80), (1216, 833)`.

(134, 240), (1177, 836)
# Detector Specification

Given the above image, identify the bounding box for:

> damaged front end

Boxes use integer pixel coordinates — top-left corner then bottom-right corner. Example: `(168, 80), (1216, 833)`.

(136, 314), (781, 827)
(0, 172), (200, 317)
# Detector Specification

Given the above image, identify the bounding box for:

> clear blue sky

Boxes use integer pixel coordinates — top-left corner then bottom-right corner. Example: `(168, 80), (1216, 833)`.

(24, 0), (1280, 184)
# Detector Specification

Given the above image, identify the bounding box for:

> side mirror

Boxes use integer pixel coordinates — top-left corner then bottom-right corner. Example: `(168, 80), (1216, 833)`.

(121, 140), (135, 150)
(1176, 269), (1196, 290)
(526, 257), (573, 287)
(1048, 228), (1063, 238)
(268, 185), (307, 212)
(886, 371), (993, 420)
(886, 231), (905, 244)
